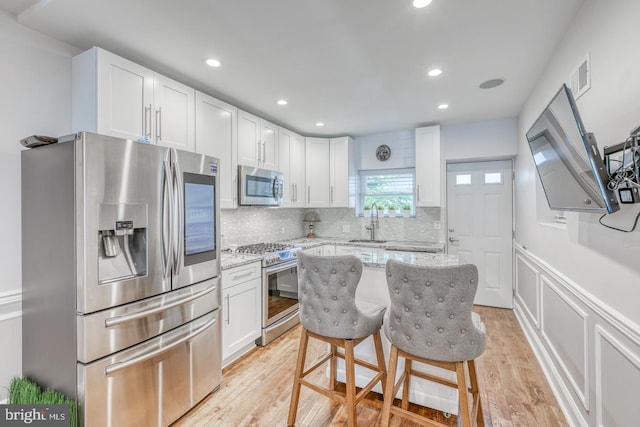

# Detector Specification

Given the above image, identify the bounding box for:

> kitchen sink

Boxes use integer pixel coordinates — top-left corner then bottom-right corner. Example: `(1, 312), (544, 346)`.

(348, 239), (387, 243)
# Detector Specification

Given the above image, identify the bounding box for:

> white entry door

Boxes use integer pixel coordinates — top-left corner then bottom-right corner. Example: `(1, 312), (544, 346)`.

(446, 160), (513, 308)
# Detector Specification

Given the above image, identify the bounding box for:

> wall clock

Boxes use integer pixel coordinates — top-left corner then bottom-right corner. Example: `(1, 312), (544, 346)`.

(376, 144), (391, 161)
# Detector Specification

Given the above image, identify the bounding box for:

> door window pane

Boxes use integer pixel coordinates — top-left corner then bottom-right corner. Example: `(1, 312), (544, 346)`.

(456, 174), (471, 185)
(484, 172), (502, 184)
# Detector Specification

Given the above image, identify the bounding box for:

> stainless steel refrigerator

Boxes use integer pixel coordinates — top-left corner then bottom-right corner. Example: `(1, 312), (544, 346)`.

(21, 132), (222, 426)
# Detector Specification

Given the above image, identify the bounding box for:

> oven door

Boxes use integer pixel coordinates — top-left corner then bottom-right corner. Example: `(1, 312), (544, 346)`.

(263, 260), (298, 327)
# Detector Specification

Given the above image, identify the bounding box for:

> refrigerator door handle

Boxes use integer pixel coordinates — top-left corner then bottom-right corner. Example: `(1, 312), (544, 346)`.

(104, 316), (217, 375)
(162, 158), (173, 279)
(104, 283), (217, 328)
(172, 152), (184, 277)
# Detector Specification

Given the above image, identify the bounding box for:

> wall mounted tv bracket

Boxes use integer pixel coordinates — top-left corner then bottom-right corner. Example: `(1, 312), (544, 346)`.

(604, 125), (640, 204)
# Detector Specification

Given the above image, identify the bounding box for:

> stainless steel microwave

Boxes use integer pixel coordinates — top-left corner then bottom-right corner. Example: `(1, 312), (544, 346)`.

(238, 165), (284, 206)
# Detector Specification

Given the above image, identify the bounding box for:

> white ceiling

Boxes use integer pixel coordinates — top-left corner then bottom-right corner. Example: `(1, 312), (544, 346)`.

(1, 0), (584, 137)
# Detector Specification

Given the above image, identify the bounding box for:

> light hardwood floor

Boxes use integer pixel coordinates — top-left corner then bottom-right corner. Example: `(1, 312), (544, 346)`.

(173, 306), (568, 426)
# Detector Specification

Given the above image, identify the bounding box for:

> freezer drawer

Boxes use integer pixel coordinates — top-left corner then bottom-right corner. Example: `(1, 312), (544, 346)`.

(77, 277), (220, 363)
(78, 310), (221, 427)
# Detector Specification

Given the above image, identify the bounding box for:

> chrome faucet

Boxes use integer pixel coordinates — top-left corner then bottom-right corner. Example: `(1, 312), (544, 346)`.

(364, 202), (379, 241)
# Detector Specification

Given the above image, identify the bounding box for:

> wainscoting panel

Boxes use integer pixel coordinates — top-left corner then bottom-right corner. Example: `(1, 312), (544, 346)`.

(594, 325), (640, 427)
(0, 289), (22, 403)
(514, 244), (640, 427)
(541, 276), (589, 410)
(515, 253), (539, 328)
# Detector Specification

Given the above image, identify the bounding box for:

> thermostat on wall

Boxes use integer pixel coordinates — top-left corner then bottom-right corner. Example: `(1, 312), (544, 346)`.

(618, 187), (640, 204)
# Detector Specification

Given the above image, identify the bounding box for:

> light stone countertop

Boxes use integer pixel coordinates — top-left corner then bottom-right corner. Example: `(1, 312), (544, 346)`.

(220, 237), (450, 270)
(328, 245), (458, 269)
(221, 252), (262, 270)
(285, 237), (445, 253)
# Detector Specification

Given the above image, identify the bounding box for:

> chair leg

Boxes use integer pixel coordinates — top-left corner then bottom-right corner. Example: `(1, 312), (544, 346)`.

(372, 331), (387, 393)
(401, 358), (411, 410)
(344, 339), (357, 427)
(330, 344), (337, 391)
(380, 345), (399, 427)
(456, 361), (472, 427)
(468, 359), (484, 427)
(287, 327), (309, 427)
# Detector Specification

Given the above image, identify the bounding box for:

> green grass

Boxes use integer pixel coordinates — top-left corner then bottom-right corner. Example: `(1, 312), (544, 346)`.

(8, 377), (76, 426)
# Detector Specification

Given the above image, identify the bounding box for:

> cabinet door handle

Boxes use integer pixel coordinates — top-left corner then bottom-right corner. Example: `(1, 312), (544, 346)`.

(225, 294), (230, 325)
(330, 185), (334, 204)
(155, 107), (162, 142)
(262, 141), (266, 165)
(256, 141), (261, 163)
(308, 186), (311, 204)
(416, 185), (420, 203)
(144, 104), (152, 140)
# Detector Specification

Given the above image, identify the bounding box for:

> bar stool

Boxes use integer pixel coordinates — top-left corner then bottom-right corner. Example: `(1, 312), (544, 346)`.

(380, 260), (486, 427)
(288, 252), (387, 427)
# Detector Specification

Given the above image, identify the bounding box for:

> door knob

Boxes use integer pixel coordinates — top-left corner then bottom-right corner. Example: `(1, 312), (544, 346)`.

(448, 227), (454, 232)
(448, 237), (459, 243)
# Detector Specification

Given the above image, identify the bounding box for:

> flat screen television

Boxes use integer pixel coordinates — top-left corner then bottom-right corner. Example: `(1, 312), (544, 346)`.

(525, 84), (620, 213)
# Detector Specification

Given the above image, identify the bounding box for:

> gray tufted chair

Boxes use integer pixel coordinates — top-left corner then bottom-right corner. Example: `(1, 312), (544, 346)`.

(380, 260), (487, 427)
(288, 252), (387, 427)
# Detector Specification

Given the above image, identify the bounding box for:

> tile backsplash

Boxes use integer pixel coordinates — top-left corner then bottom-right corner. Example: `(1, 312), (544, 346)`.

(220, 207), (443, 248)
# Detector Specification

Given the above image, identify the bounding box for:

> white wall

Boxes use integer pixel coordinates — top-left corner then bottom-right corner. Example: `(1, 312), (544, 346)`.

(441, 117), (517, 162)
(515, 0), (640, 325)
(514, 1), (640, 425)
(355, 129), (415, 170)
(0, 11), (78, 402)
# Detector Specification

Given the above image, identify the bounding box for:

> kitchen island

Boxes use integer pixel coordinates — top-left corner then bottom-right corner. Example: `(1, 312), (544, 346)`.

(311, 246), (463, 417)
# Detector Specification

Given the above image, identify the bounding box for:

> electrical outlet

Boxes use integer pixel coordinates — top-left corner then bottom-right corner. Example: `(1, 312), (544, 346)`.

(342, 224), (351, 233)
(433, 220), (441, 230)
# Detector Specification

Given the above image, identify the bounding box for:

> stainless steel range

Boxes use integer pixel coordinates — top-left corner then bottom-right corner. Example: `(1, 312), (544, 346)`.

(236, 242), (301, 346)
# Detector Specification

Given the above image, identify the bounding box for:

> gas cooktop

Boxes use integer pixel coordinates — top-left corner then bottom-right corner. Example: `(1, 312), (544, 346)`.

(234, 242), (302, 267)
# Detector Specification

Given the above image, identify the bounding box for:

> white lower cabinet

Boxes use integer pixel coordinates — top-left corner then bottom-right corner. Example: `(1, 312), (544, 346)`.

(322, 245), (336, 255)
(222, 262), (262, 366)
(303, 246), (323, 256)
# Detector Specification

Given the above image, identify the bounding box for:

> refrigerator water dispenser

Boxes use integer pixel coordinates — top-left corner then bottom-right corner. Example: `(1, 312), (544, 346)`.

(98, 204), (147, 284)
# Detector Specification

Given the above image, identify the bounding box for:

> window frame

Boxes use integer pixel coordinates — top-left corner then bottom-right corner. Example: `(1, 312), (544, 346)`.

(357, 167), (416, 217)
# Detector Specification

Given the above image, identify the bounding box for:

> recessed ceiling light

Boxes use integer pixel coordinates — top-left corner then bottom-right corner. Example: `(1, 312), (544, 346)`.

(437, 104), (449, 110)
(479, 78), (505, 89)
(205, 58), (222, 68)
(412, 0), (433, 8)
(427, 68), (442, 77)
(316, 122), (325, 127)
(277, 99), (288, 106)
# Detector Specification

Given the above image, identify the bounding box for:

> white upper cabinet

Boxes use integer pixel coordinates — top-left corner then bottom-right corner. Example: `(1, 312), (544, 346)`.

(73, 47), (195, 151)
(305, 137), (331, 207)
(237, 109), (278, 170)
(278, 127), (306, 208)
(153, 74), (195, 151)
(415, 125), (441, 207)
(305, 136), (354, 208)
(195, 91), (238, 209)
(329, 136), (353, 207)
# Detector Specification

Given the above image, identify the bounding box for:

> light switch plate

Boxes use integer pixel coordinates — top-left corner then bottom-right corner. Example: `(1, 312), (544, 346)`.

(342, 224), (351, 233)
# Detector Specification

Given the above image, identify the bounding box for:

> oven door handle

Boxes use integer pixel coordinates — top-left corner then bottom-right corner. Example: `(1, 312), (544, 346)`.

(104, 316), (216, 375)
(265, 259), (297, 274)
(104, 284), (216, 328)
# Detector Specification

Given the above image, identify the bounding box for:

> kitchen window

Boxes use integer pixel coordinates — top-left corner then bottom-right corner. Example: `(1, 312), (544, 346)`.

(358, 168), (415, 216)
